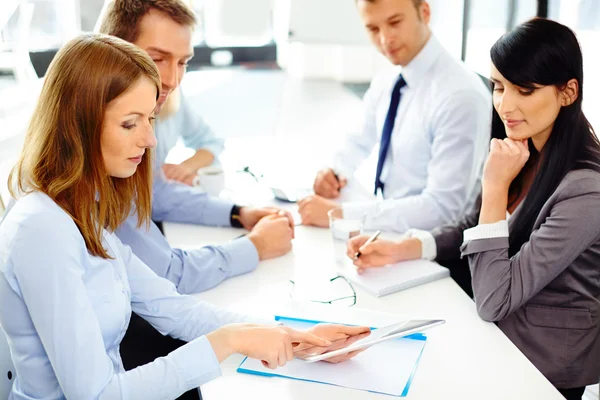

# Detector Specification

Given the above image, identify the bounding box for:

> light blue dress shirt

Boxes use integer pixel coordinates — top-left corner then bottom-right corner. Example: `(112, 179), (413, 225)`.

(145, 174), (260, 293)
(336, 34), (492, 232)
(0, 192), (253, 399)
(2, 175), (261, 296)
(115, 209), (258, 295)
(151, 171), (233, 225)
(145, 86), (257, 292)
(154, 91), (225, 168)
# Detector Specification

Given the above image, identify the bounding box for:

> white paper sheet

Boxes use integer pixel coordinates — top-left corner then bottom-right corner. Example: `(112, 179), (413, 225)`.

(339, 259), (450, 297)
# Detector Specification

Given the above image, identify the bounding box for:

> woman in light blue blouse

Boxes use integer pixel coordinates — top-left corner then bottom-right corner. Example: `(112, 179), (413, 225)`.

(0, 33), (370, 400)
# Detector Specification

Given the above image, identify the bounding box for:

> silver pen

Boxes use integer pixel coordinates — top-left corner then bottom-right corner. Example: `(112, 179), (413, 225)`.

(353, 230), (381, 260)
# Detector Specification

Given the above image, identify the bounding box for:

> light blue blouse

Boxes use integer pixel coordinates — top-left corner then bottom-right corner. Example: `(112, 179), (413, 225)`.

(0, 192), (251, 399)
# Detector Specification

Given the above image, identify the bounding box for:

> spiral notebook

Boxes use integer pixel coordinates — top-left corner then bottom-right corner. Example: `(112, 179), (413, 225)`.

(340, 259), (450, 297)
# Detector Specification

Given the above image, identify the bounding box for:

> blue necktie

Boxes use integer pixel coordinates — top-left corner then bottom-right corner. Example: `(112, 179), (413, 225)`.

(374, 75), (407, 195)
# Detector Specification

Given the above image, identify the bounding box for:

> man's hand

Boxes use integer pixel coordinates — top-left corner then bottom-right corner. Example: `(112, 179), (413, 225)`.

(313, 168), (347, 199)
(247, 213), (294, 260)
(294, 324), (371, 363)
(297, 195), (338, 227)
(239, 207), (294, 233)
(162, 163), (196, 186)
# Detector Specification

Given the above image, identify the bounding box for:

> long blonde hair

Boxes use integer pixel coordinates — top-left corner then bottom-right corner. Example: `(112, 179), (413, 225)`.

(9, 33), (161, 258)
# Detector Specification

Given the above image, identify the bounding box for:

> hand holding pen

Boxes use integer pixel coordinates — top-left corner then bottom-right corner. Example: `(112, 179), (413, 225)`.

(353, 230), (381, 260)
(347, 231), (423, 273)
(313, 168), (347, 199)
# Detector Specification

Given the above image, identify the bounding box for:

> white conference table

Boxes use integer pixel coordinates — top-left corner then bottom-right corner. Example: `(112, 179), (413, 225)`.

(164, 221), (564, 400)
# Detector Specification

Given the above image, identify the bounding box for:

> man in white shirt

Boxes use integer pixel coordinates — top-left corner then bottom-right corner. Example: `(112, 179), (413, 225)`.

(298, 0), (491, 232)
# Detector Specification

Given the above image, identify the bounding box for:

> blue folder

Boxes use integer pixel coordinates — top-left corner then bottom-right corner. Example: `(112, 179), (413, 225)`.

(236, 316), (428, 397)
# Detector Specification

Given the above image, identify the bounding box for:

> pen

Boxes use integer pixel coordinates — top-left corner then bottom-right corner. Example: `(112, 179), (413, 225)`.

(332, 170), (342, 189)
(353, 230), (381, 260)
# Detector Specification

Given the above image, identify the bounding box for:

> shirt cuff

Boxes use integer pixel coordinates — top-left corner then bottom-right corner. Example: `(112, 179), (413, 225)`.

(169, 335), (222, 389)
(224, 237), (259, 276)
(198, 198), (236, 227)
(341, 201), (378, 227)
(405, 229), (437, 260)
(463, 220), (509, 243)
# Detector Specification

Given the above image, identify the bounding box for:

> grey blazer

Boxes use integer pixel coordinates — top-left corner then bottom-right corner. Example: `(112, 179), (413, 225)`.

(435, 169), (600, 388)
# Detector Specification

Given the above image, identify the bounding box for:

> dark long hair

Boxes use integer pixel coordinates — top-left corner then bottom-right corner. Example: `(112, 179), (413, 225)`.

(490, 18), (600, 256)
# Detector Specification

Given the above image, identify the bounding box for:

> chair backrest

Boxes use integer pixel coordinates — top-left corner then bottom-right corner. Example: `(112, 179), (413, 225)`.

(477, 72), (493, 94)
(0, 325), (15, 399)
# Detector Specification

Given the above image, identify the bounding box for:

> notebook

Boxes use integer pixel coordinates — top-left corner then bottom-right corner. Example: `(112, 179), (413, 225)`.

(340, 259), (450, 297)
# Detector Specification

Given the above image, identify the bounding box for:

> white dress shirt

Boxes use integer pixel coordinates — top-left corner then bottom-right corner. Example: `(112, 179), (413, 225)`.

(0, 192), (256, 399)
(412, 211), (512, 261)
(335, 34), (491, 233)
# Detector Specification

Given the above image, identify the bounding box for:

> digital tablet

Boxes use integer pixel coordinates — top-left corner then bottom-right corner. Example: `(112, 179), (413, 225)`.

(299, 319), (445, 363)
(271, 187), (299, 203)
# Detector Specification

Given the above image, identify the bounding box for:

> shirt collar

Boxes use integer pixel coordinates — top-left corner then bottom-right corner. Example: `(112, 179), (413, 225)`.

(395, 33), (442, 89)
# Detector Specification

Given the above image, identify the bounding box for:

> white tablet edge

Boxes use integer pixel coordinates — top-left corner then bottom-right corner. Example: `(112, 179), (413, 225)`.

(299, 319), (445, 363)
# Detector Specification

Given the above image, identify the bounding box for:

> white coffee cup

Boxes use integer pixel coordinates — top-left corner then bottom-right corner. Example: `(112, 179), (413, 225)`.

(193, 166), (225, 196)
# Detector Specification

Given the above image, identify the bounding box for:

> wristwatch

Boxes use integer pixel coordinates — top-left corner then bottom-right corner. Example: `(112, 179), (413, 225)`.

(230, 204), (244, 228)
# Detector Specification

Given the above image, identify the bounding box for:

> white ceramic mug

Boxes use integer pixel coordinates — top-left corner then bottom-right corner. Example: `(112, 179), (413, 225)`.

(193, 166), (225, 196)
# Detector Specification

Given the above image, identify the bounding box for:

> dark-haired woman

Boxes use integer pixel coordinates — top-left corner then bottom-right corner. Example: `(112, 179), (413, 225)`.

(347, 18), (600, 400)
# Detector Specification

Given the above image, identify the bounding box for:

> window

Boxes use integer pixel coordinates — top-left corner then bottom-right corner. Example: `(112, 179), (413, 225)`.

(548, 0), (600, 130)
(9, 0), (80, 51)
(464, 0), (537, 77)
(189, 0), (274, 47)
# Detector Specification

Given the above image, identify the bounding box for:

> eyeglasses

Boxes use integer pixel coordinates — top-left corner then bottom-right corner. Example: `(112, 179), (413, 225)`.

(237, 165), (263, 182)
(288, 276), (357, 307)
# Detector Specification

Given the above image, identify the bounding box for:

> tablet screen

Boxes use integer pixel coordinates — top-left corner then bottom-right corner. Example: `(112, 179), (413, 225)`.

(299, 319), (445, 363)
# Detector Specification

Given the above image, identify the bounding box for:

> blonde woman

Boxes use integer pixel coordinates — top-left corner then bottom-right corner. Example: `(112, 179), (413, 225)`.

(0, 33), (369, 399)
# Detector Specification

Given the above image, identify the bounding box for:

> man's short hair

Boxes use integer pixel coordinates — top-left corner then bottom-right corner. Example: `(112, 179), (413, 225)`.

(99, 0), (197, 43)
(357, 0), (423, 9)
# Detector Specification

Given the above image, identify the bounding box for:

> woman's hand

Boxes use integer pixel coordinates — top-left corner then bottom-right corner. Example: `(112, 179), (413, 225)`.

(207, 323), (331, 369)
(346, 236), (422, 273)
(294, 324), (371, 363)
(479, 138), (530, 224)
(482, 138), (530, 192)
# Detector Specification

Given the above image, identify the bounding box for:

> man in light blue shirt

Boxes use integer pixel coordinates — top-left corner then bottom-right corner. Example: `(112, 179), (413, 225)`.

(118, 174), (292, 295)
(98, 2), (295, 394)
(154, 87), (225, 185)
(299, 0), (491, 233)
(99, 1), (293, 293)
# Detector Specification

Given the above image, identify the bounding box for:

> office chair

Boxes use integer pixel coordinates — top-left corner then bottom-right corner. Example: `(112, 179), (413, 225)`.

(476, 72), (493, 93)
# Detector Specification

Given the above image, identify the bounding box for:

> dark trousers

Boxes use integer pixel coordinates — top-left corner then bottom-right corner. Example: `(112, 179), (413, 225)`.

(121, 312), (202, 400)
(558, 386), (586, 400)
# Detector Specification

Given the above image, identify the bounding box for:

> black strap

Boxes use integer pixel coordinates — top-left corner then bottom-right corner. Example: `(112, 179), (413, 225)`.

(230, 204), (244, 228)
